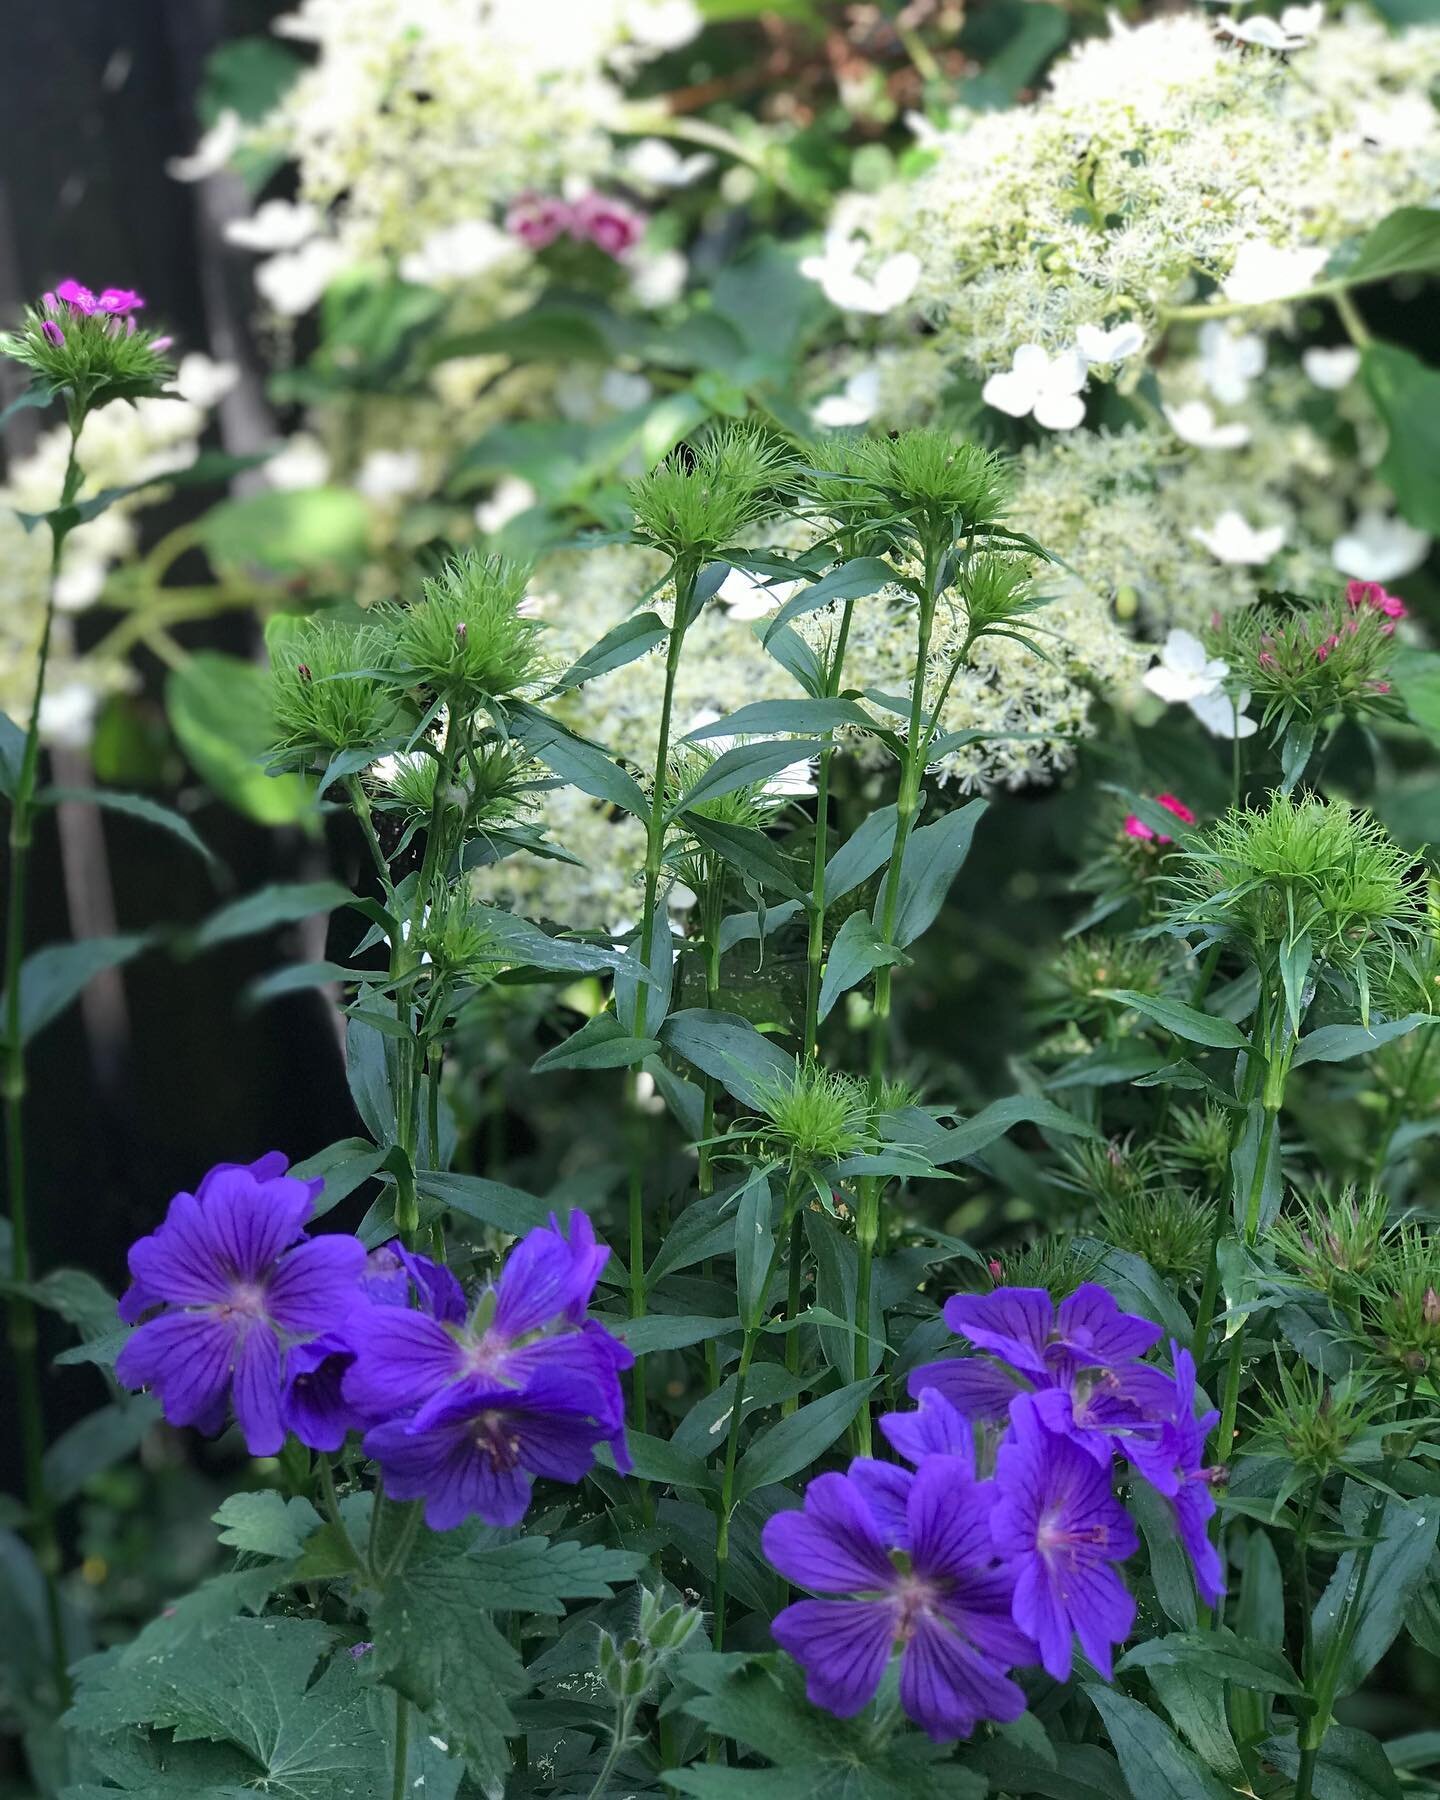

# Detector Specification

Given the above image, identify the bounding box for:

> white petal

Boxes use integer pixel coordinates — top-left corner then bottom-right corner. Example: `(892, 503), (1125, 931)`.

(1076, 321), (1145, 363)
(1302, 346), (1361, 391)
(872, 252), (921, 312)
(1144, 664), (1209, 703)
(1011, 344), (1052, 382)
(982, 371), (1037, 419)
(1033, 389), (1086, 431)
(1188, 689), (1259, 738)
(1163, 628), (1210, 674)
(1331, 509), (1432, 581)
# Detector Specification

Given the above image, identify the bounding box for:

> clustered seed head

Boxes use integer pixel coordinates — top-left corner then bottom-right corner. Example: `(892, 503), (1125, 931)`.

(270, 617), (404, 761)
(1165, 792), (1423, 975)
(1097, 1184), (1212, 1281)
(392, 551), (540, 703)
(628, 426), (797, 562)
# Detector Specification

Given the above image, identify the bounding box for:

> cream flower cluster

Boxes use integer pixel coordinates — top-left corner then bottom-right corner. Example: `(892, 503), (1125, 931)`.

(211, 0), (702, 309)
(468, 530), (1135, 927)
(1, 357), (237, 745)
(857, 9), (1440, 380)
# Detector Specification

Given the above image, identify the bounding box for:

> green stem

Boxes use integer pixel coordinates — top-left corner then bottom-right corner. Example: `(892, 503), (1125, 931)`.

(390, 1688), (410, 1800)
(711, 1331), (755, 1653)
(1294, 1744), (1318, 1800)
(627, 1069), (648, 1436)
(782, 1206), (805, 1415)
(698, 871), (724, 1392)
(633, 570), (694, 1034)
(346, 775), (391, 889)
(802, 598), (856, 1059)
(3, 423), (83, 1711)
(316, 1456), (364, 1571)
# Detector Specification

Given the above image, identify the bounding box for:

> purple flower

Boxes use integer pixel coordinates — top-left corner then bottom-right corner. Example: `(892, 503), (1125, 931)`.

(364, 1362), (627, 1530)
(343, 1210), (616, 1424)
(55, 279), (101, 315)
(351, 1211), (631, 1530)
(990, 1394), (1138, 1680)
(116, 1154), (366, 1455)
(40, 320), (64, 347)
(1123, 1345), (1226, 1605)
(880, 1386), (975, 1471)
(763, 1460), (1033, 1742)
(96, 285), (145, 315)
(52, 278), (144, 317)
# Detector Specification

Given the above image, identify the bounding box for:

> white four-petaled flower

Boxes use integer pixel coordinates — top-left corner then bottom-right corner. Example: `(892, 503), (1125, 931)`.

(1301, 345), (1361, 391)
(1163, 401), (1251, 450)
(982, 345), (1088, 431)
(799, 231), (922, 316)
(1142, 629), (1258, 739)
(1191, 510), (1286, 566)
(811, 367), (882, 429)
(1216, 5), (1322, 51)
(1221, 241), (1329, 306)
(1331, 509), (1432, 583)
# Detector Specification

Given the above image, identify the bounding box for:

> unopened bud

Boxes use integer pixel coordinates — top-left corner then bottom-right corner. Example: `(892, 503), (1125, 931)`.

(622, 1654), (651, 1700)
(987, 1257), (1003, 1284)
(1404, 1349), (1428, 1376)
(1423, 1286), (1440, 1327)
(297, 663), (312, 682)
(455, 620), (468, 645)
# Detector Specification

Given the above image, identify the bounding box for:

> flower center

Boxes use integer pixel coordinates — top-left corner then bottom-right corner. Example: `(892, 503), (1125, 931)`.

(472, 1409), (521, 1471)
(219, 1282), (269, 1321)
(1037, 1505), (1110, 1556)
(891, 1572), (941, 1644)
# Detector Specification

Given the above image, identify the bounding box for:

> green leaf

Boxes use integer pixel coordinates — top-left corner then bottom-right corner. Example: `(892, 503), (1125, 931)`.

(968, 1739), (1128, 1800)
(614, 1313), (740, 1354)
(197, 486), (371, 576)
(1129, 1480), (1198, 1630)
(1117, 1628), (1304, 1694)
(532, 1013), (660, 1071)
(1313, 1492), (1439, 1694)
(686, 815), (807, 900)
(735, 1378), (881, 1500)
(191, 880), (353, 950)
(1343, 206), (1440, 285)
(368, 1524), (528, 1791)
(68, 1615), (389, 1798)
(735, 1172), (776, 1330)
(883, 1093), (1096, 1164)
(1292, 1014), (1436, 1065)
(710, 239), (829, 365)
(1261, 1727), (1403, 1800)
(605, 1430), (713, 1490)
(0, 710), (24, 799)
(659, 1009), (796, 1108)
(345, 1016), (396, 1146)
(889, 801), (987, 947)
(1099, 988), (1248, 1050)
(213, 1492), (322, 1561)
(648, 1190), (736, 1283)
(668, 740), (823, 821)
(1145, 1663), (1245, 1788)
(959, 0), (1069, 108)
(551, 610), (668, 692)
(1084, 1686), (1234, 1800)
(825, 804), (899, 903)
(39, 786), (218, 869)
(413, 1169), (552, 1237)
(685, 698), (875, 741)
(42, 1398), (159, 1502)
(4, 935), (149, 1046)
(509, 701), (648, 817)
(289, 1138), (387, 1217)
(167, 652), (314, 825)
(1362, 342), (1440, 534)
(762, 556), (897, 641)
(819, 910), (906, 1022)
(464, 1534), (646, 1613)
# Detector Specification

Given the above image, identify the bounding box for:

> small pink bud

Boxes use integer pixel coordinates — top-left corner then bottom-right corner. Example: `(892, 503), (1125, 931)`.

(297, 663), (312, 682)
(1423, 1286), (1440, 1327)
(987, 1257), (1003, 1283)
(505, 192), (575, 250)
(40, 319), (64, 347)
(151, 335), (174, 352)
(570, 190), (647, 259)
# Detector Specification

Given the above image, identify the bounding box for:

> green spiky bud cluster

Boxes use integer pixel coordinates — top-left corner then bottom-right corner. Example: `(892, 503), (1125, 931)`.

(1272, 1185), (1391, 1297)
(955, 553), (1047, 642)
(1096, 1183), (1212, 1280)
(629, 427), (795, 563)
(1355, 1222), (1440, 1379)
(1165, 793), (1422, 978)
(1247, 1361), (1382, 1483)
(810, 428), (1012, 543)
(745, 1061), (875, 1171)
(372, 739), (535, 832)
(1216, 596), (1402, 727)
(270, 617), (406, 763)
(391, 552), (540, 705)
(414, 887), (505, 977)
(1161, 1103), (1235, 1193)
(1047, 934), (1171, 1021)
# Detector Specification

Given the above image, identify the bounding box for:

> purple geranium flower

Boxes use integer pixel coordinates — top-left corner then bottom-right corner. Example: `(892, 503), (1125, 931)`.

(763, 1459), (1033, 1742)
(1123, 1344), (1226, 1605)
(116, 1153), (365, 1455)
(343, 1210), (616, 1425)
(364, 1360), (629, 1529)
(990, 1393), (1138, 1680)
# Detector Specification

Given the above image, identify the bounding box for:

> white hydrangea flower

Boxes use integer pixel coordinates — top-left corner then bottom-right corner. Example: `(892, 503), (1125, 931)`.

(715, 566), (801, 622)
(264, 435), (333, 491)
(225, 200), (323, 252)
(356, 449), (427, 503)
(628, 247), (688, 309)
(1220, 240), (1329, 305)
(166, 109), (243, 181)
(1191, 510), (1287, 565)
(621, 138), (715, 188)
(254, 238), (348, 316)
(1198, 323), (1266, 407)
(1301, 345), (1361, 390)
(982, 345), (1088, 431)
(174, 354), (240, 409)
(1075, 321), (1145, 364)
(800, 230), (921, 316)
(475, 476), (538, 535)
(1217, 5), (1322, 52)
(1163, 401), (1251, 451)
(1142, 629), (1258, 738)
(398, 218), (515, 284)
(812, 367), (882, 429)
(1331, 509), (1432, 582)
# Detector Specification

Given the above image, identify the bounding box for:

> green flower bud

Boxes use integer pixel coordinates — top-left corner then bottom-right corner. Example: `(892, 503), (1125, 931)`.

(391, 552), (540, 705)
(270, 617), (406, 766)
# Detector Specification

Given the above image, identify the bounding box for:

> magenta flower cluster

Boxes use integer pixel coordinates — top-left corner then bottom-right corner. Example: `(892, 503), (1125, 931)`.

(762, 1284), (1223, 1742)
(38, 278), (149, 349)
(116, 1154), (630, 1529)
(505, 190), (646, 258)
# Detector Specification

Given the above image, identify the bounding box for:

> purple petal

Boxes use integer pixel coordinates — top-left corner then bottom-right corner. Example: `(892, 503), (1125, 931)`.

(942, 1288), (1054, 1375)
(936, 1567), (1035, 1668)
(1067, 1561), (1137, 1679)
(907, 1459), (995, 1577)
(1056, 1284), (1162, 1365)
(281, 1334), (358, 1451)
(197, 1164), (314, 1281)
(491, 1213), (607, 1340)
(126, 1191), (232, 1309)
(1175, 1485), (1225, 1605)
(770, 1599), (892, 1717)
(761, 1471), (897, 1593)
(1011, 1556), (1073, 1681)
(342, 1308), (463, 1416)
(398, 1246), (467, 1324)
(116, 1309), (234, 1430)
(900, 1615), (1027, 1742)
(231, 1324), (284, 1455)
(907, 1355), (1029, 1421)
(265, 1233), (366, 1333)
(880, 1387), (975, 1470)
(848, 1459), (913, 1548)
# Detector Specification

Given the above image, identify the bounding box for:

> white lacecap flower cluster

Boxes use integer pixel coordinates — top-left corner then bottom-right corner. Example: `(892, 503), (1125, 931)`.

(183, 0), (703, 313)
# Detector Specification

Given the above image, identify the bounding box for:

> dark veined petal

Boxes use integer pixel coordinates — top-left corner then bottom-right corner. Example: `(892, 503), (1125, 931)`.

(907, 1457), (994, 1578)
(880, 1386), (975, 1470)
(761, 1470), (897, 1594)
(342, 1307), (464, 1417)
(900, 1613), (1027, 1742)
(942, 1288), (1054, 1375)
(1055, 1283), (1162, 1365)
(907, 1355), (1029, 1420)
(848, 1459), (913, 1548)
(196, 1162), (316, 1281)
(770, 1599), (893, 1717)
(264, 1232), (367, 1333)
(125, 1191), (232, 1311)
(116, 1308), (235, 1430)
(231, 1322), (285, 1455)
